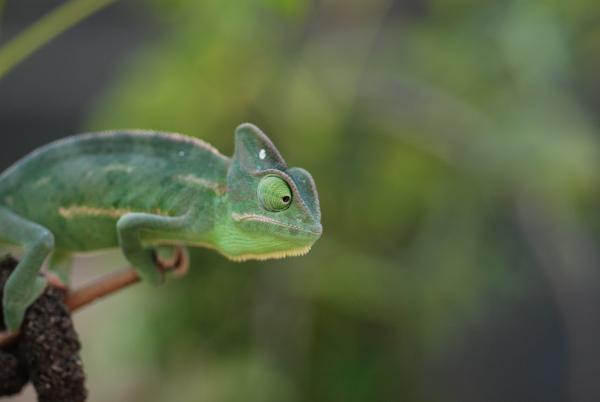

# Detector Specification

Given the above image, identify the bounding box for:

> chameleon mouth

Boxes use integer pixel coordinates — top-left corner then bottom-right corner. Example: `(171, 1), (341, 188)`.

(225, 245), (313, 262)
(231, 212), (322, 236)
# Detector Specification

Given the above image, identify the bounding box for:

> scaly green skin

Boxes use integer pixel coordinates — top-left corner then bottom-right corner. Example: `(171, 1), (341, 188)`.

(0, 123), (322, 331)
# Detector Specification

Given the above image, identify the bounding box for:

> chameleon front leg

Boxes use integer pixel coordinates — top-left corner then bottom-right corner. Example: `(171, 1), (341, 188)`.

(0, 207), (53, 331)
(116, 212), (192, 285)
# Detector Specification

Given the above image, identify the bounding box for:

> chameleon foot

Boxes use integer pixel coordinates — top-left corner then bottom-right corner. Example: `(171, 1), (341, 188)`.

(45, 273), (69, 291)
(154, 246), (189, 278)
(3, 306), (22, 333)
(0, 330), (18, 346)
(3, 276), (47, 331)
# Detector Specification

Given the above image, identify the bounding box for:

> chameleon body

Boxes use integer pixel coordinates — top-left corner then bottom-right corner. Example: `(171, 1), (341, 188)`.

(0, 124), (322, 331)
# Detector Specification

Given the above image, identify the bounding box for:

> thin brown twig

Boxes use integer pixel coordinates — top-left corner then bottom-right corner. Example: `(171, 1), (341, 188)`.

(0, 246), (189, 348)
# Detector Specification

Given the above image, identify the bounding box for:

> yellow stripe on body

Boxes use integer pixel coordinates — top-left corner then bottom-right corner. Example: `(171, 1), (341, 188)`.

(102, 164), (134, 173)
(174, 174), (226, 195)
(58, 205), (170, 219)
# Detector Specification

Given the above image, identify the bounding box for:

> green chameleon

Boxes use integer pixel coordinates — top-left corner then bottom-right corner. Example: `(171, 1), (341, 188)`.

(0, 123), (322, 331)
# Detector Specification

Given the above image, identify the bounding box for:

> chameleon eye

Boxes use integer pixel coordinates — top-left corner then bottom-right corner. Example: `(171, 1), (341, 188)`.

(258, 175), (292, 212)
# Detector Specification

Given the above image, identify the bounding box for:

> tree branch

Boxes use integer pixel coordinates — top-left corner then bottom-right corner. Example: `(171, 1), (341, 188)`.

(0, 246), (189, 348)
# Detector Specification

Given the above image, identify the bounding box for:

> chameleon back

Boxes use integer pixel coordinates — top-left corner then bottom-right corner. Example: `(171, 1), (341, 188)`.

(0, 131), (230, 251)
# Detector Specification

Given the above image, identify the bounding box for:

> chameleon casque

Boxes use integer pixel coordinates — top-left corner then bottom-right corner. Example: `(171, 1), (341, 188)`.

(0, 123), (322, 331)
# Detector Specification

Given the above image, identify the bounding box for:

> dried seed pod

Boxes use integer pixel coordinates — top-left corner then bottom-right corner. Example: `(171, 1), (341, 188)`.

(0, 350), (28, 395)
(0, 256), (87, 402)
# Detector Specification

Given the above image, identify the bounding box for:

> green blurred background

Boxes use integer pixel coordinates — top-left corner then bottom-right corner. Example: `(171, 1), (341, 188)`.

(3, 0), (600, 401)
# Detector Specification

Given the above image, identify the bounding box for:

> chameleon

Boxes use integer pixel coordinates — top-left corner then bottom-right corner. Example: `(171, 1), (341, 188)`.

(0, 123), (322, 331)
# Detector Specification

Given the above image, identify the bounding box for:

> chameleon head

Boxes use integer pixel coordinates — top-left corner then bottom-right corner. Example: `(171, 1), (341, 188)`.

(215, 123), (322, 261)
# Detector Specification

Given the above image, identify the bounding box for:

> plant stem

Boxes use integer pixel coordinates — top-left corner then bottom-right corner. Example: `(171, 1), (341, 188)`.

(0, 246), (188, 348)
(65, 267), (141, 311)
(0, 0), (118, 79)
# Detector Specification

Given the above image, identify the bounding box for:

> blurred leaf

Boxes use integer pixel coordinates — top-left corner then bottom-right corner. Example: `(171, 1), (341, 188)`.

(84, 0), (600, 400)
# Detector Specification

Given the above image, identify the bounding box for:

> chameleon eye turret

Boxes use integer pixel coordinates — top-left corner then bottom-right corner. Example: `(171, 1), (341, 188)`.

(257, 175), (292, 212)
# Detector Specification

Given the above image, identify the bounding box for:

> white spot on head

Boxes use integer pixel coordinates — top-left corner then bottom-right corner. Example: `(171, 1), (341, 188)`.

(179, 150), (185, 157)
(259, 149), (266, 160)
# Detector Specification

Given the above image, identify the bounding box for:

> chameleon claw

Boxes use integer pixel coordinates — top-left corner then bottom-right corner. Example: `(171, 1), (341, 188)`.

(46, 273), (69, 291)
(171, 246), (189, 278)
(0, 330), (19, 347)
(154, 246), (189, 278)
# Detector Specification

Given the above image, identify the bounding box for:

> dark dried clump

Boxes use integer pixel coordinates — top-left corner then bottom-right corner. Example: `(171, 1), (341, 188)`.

(0, 349), (28, 395)
(0, 256), (87, 402)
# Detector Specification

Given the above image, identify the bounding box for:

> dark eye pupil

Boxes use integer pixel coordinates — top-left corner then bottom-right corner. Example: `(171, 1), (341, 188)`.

(282, 195), (290, 203)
